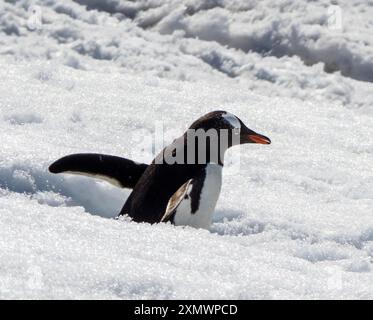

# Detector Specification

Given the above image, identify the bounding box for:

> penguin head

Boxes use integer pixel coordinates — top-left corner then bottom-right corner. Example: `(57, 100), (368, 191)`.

(189, 110), (271, 148)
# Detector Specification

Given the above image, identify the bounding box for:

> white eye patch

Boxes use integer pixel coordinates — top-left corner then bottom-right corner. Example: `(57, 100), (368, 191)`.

(222, 112), (241, 130)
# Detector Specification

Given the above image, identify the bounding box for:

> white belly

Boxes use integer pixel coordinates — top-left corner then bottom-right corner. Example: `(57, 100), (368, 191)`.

(173, 164), (222, 229)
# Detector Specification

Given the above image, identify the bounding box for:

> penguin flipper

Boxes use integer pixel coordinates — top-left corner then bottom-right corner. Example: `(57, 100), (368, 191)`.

(49, 153), (148, 189)
(161, 179), (193, 223)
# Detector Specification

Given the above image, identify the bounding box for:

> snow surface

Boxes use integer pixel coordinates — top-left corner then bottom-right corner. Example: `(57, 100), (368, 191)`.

(0, 0), (373, 299)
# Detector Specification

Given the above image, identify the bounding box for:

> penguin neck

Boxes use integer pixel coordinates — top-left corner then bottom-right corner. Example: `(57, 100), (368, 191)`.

(186, 140), (227, 166)
(181, 127), (232, 166)
(164, 133), (229, 166)
(206, 147), (225, 166)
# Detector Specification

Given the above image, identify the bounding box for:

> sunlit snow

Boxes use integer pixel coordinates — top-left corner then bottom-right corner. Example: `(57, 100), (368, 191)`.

(0, 0), (372, 299)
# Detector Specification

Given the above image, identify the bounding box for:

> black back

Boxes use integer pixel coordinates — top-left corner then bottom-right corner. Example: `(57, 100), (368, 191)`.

(119, 136), (206, 223)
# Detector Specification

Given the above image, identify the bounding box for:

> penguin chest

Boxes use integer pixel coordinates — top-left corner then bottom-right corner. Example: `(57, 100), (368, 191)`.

(173, 164), (222, 229)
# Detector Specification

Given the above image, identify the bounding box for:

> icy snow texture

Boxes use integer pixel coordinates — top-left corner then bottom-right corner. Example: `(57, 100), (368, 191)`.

(0, 0), (373, 299)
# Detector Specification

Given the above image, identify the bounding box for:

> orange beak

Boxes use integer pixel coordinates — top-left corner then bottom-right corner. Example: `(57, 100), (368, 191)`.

(248, 134), (271, 145)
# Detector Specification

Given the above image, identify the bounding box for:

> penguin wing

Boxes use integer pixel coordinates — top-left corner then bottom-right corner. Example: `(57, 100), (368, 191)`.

(161, 167), (206, 224)
(161, 179), (193, 223)
(49, 153), (148, 189)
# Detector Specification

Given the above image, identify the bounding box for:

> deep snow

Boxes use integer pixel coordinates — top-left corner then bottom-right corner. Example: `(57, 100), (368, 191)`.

(0, 0), (372, 299)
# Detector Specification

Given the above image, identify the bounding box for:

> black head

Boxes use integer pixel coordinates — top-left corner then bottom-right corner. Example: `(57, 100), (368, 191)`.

(161, 111), (270, 166)
(189, 110), (271, 147)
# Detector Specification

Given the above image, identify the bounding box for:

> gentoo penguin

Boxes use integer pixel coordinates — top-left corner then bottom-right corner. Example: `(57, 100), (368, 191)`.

(49, 111), (271, 229)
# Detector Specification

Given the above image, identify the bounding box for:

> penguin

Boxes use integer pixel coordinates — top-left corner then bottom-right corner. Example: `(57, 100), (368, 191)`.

(49, 111), (271, 229)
